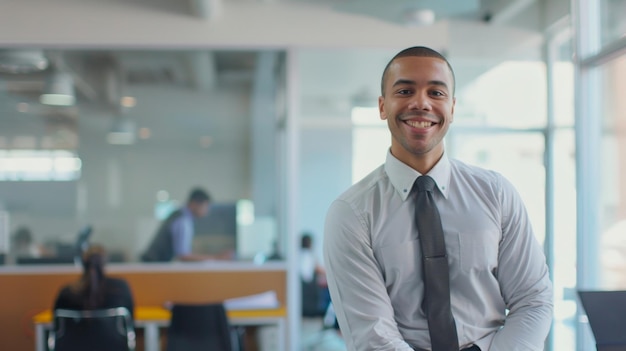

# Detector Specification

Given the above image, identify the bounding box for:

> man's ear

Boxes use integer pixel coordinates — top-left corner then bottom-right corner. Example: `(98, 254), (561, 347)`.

(450, 96), (456, 123)
(379, 96), (386, 120)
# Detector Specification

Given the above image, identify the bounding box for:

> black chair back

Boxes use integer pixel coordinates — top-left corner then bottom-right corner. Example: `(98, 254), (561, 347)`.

(49, 307), (135, 351)
(166, 303), (235, 351)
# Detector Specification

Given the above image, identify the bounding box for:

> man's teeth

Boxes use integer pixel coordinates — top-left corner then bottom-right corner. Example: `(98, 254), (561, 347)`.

(406, 120), (434, 128)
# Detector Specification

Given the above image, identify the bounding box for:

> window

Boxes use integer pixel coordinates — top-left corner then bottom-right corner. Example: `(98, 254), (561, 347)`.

(596, 55), (626, 289)
(0, 150), (81, 181)
(351, 107), (388, 184)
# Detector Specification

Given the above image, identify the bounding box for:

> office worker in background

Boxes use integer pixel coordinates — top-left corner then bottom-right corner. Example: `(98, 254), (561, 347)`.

(141, 187), (233, 262)
(54, 245), (134, 317)
(323, 46), (552, 350)
(300, 232), (330, 317)
(11, 226), (47, 260)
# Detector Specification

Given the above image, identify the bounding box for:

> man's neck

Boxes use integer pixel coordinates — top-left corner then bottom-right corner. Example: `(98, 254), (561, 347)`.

(390, 148), (444, 175)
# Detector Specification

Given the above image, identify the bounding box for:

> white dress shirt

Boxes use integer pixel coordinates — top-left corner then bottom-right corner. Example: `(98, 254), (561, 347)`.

(300, 248), (317, 283)
(323, 151), (553, 351)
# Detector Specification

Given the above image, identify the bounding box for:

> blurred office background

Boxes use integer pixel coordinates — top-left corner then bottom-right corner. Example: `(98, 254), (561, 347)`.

(0, 0), (624, 350)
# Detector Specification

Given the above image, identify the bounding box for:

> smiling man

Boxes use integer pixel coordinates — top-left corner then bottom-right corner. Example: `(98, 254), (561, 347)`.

(323, 47), (553, 351)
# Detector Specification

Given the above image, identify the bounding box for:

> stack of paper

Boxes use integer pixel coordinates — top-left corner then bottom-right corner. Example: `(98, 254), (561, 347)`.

(223, 290), (280, 310)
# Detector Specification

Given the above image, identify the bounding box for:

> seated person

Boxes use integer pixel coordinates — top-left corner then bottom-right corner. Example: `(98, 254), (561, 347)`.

(53, 245), (134, 318)
(11, 226), (46, 259)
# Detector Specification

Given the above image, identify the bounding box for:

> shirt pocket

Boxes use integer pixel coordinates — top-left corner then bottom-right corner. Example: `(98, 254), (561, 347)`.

(450, 231), (499, 275)
(375, 239), (423, 290)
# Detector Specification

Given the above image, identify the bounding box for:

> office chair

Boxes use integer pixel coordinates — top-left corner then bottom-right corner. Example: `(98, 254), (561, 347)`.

(48, 307), (136, 351)
(166, 302), (241, 351)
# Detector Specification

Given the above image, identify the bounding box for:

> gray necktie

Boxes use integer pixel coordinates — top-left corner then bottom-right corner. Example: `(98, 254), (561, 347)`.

(414, 175), (459, 351)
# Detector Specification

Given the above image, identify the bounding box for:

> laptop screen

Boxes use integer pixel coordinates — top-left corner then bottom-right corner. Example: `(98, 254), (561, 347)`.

(578, 290), (626, 349)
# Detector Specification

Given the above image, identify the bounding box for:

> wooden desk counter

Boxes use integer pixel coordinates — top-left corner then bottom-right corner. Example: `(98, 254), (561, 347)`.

(33, 306), (288, 351)
(0, 261), (287, 351)
(33, 306), (288, 324)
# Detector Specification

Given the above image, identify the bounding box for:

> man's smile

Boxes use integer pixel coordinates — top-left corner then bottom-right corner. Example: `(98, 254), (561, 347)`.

(405, 120), (436, 128)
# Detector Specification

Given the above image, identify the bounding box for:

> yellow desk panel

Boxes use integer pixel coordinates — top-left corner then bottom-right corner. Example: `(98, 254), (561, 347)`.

(34, 306), (287, 324)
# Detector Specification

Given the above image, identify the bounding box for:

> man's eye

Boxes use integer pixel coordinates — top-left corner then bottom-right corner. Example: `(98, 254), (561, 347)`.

(430, 90), (445, 96)
(397, 89), (412, 95)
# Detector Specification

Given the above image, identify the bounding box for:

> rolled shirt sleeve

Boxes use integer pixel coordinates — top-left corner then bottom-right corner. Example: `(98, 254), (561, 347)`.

(324, 199), (414, 351)
(170, 214), (193, 257)
(489, 176), (554, 350)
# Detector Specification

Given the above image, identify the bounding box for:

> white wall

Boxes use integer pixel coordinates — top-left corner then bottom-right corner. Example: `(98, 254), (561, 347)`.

(0, 1), (448, 49)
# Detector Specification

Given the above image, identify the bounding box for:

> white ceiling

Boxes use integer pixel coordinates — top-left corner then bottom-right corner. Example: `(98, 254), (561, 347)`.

(0, 0), (569, 151)
(0, 49), (264, 149)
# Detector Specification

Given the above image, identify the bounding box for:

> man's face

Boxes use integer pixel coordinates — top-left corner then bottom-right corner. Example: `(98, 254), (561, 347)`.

(378, 56), (456, 165)
(190, 201), (210, 218)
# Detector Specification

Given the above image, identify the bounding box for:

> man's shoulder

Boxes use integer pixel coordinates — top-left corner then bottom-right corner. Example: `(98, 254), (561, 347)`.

(450, 158), (504, 184)
(335, 165), (388, 204)
(447, 158), (515, 199)
(167, 208), (184, 219)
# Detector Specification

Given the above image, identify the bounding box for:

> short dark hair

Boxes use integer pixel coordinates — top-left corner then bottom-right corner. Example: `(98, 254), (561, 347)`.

(13, 226), (33, 244)
(380, 46), (456, 96)
(301, 233), (313, 249)
(187, 188), (211, 204)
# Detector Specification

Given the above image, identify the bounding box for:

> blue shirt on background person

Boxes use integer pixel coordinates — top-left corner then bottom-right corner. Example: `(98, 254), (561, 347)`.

(141, 188), (232, 262)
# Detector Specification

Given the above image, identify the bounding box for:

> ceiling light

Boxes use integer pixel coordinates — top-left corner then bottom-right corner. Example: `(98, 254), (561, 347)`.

(0, 49), (49, 74)
(138, 127), (151, 140)
(404, 8), (436, 27)
(107, 117), (136, 145)
(120, 96), (136, 108)
(156, 190), (170, 202)
(200, 136), (213, 148)
(16, 102), (30, 113)
(40, 72), (76, 106)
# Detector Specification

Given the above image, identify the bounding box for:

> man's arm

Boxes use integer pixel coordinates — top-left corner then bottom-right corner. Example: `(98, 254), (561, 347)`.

(170, 215), (194, 260)
(489, 176), (553, 350)
(324, 200), (413, 351)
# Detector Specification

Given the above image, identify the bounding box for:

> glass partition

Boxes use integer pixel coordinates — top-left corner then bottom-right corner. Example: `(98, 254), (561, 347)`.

(0, 48), (287, 264)
(599, 0), (626, 50)
(597, 54), (626, 290)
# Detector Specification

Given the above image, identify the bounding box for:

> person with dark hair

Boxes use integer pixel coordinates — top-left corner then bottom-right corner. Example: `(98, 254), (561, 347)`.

(11, 226), (45, 259)
(53, 245), (134, 316)
(141, 187), (232, 262)
(300, 233), (326, 284)
(324, 46), (553, 350)
(300, 232), (329, 316)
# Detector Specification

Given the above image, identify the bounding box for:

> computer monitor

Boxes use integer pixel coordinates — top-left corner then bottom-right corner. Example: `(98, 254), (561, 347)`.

(194, 203), (237, 256)
(578, 290), (626, 351)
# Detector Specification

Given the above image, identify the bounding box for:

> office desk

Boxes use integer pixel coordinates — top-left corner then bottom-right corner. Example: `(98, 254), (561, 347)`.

(34, 306), (287, 351)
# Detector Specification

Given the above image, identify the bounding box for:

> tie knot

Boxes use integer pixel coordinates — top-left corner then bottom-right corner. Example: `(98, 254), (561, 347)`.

(414, 175), (436, 193)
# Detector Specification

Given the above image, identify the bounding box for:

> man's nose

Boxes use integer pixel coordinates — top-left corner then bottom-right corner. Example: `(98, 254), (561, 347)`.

(407, 91), (432, 110)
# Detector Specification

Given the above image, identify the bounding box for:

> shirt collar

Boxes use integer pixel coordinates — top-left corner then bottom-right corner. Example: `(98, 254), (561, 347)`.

(384, 149), (451, 201)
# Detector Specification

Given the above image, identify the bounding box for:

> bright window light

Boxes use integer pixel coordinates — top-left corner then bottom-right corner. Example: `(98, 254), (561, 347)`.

(351, 106), (385, 126)
(351, 106), (389, 184)
(0, 150), (81, 181)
